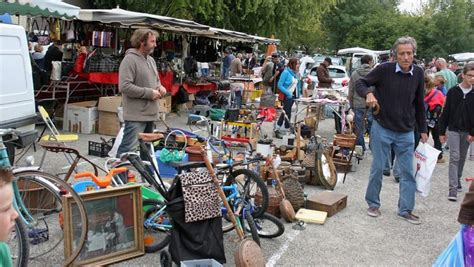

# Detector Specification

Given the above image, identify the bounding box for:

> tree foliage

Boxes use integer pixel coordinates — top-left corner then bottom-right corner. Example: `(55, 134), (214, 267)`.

(322, 0), (473, 59)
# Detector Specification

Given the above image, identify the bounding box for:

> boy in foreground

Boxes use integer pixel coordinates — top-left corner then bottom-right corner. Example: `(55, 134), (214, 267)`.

(0, 168), (20, 267)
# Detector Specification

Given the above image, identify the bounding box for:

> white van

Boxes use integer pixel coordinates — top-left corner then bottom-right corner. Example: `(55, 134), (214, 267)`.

(0, 23), (38, 148)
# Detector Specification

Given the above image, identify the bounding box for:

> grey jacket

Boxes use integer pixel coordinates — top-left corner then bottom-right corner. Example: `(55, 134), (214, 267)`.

(349, 64), (373, 109)
(119, 49), (161, 121)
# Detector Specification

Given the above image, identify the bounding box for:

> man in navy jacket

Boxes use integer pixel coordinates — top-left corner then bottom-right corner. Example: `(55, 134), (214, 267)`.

(356, 36), (428, 225)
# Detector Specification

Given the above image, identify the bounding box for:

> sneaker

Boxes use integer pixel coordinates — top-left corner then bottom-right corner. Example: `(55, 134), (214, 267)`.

(367, 207), (381, 217)
(470, 155), (474, 161)
(448, 192), (457, 202)
(383, 170), (391, 176)
(398, 212), (421, 225)
(394, 176), (400, 183)
(437, 158), (446, 163)
(457, 185), (463, 193)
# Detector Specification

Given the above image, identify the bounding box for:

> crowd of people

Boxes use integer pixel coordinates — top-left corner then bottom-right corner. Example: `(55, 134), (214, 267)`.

(222, 36), (474, 225)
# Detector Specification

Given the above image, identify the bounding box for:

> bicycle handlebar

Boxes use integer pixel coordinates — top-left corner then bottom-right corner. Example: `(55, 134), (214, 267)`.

(0, 128), (21, 137)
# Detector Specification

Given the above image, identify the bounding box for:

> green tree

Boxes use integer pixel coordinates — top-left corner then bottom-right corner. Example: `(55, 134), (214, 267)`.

(321, 0), (399, 50)
(426, 0), (474, 58)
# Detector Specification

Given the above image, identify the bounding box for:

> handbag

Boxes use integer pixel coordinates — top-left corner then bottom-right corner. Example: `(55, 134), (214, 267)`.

(49, 18), (61, 41)
(35, 21), (51, 45)
(178, 169), (221, 223)
(83, 52), (121, 73)
(28, 20), (39, 42)
(61, 21), (75, 42)
(159, 130), (187, 163)
(92, 31), (112, 47)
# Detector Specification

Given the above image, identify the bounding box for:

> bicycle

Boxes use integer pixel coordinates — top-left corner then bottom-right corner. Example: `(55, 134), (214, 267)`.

(82, 159), (265, 253)
(1, 129), (88, 267)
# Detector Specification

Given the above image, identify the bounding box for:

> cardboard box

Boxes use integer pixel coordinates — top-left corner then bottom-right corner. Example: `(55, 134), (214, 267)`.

(63, 101), (98, 134)
(158, 95), (172, 113)
(98, 96), (122, 136)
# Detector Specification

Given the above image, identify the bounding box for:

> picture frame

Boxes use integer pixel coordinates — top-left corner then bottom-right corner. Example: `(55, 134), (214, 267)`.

(63, 184), (144, 266)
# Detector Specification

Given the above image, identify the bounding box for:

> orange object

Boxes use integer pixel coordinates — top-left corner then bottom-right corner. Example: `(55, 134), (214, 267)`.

(265, 35), (278, 57)
(74, 167), (128, 188)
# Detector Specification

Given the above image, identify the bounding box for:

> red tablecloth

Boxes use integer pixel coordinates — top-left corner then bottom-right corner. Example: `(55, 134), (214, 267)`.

(169, 82), (217, 96)
(75, 72), (118, 85)
(87, 72), (118, 85)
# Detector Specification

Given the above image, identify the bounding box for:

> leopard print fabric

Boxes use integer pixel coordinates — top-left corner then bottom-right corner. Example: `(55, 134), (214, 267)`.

(179, 170), (222, 223)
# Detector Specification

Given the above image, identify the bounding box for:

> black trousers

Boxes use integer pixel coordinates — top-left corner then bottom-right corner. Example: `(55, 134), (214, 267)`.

(277, 97), (293, 129)
(428, 123), (443, 159)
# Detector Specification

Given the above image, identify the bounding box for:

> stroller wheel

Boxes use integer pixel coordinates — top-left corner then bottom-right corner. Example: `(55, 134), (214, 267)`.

(160, 250), (172, 267)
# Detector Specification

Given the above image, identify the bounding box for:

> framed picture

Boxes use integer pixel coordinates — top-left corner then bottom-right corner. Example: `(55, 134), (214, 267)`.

(63, 184), (144, 266)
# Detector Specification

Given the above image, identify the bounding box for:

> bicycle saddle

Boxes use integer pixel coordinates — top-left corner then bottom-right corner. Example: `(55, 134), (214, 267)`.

(168, 161), (207, 173)
(138, 132), (165, 142)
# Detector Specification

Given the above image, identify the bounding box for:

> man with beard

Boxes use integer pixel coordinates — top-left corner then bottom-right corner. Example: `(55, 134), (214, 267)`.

(116, 29), (167, 157)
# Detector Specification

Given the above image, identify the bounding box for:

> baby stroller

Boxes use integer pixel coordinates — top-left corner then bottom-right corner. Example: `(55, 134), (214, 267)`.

(160, 166), (226, 266)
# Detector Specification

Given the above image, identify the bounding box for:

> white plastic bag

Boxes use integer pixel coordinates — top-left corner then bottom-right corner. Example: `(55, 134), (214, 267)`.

(50, 61), (62, 81)
(414, 142), (441, 197)
(108, 126), (124, 158)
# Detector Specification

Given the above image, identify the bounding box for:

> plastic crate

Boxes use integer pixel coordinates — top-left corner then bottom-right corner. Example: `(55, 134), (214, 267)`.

(180, 259), (223, 267)
(88, 138), (115, 157)
(155, 150), (189, 178)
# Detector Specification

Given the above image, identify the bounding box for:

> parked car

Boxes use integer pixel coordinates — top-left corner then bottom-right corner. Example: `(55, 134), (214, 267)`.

(305, 65), (350, 95)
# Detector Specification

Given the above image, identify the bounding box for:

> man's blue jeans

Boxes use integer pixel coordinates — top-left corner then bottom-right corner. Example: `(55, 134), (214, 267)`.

(116, 121), (154, 158)
(366, 120), (415, 216)
(354, 108), (367, 150)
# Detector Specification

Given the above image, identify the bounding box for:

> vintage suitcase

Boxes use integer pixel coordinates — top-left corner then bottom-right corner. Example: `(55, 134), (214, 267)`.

(306, 191), (347, 217)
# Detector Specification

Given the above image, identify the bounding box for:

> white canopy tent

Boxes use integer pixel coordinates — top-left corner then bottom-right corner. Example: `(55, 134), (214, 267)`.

(0, 0), (80, 19)
(449, 52), (474, 62)
(79, 8), (213, 34)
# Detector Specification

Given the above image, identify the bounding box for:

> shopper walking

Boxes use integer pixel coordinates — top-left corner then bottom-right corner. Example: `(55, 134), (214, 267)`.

(261, 53), (281, 93)
(436, 58), (458, 91)
(221, 49), (234, 79)
(230, 53), (243, 77)
(116, 29), (167, 158)
(424, 75), (445, 162)
(438, 62), (474, 201)
(276, 57), (301, 132)
(356, 36), (428, 225)
(348, 55), (374, 152)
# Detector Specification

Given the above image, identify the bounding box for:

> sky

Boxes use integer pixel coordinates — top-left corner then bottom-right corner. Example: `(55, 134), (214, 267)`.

(398, 0), (428, 14)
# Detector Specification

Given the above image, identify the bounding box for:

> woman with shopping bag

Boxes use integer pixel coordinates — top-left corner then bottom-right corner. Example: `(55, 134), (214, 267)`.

(438, 62), (474, 201)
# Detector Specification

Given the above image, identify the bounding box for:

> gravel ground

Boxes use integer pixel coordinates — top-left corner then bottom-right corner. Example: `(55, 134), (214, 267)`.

(17, 110), (473, 266)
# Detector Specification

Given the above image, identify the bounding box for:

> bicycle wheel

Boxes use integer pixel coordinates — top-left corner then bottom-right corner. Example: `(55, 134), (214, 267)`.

(221, 213), (235, 233)
(315, 150), (338, 190)
(225, 169), (268, 218)
(242, 209), (260, 246)
(13, 170), (88, 266)
(143, 199), (171, 253)
(7, 218), (29, 267)
(252, 213), (285, 238)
